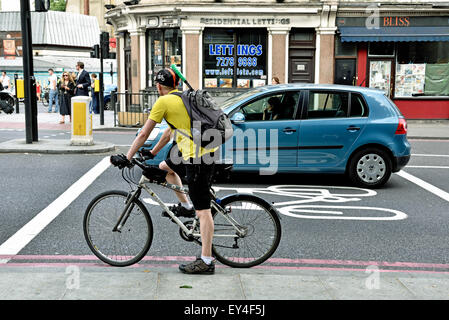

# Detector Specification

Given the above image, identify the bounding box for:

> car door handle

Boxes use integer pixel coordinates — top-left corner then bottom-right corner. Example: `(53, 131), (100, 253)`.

(346, 126), (360, 131)
(283, 128), (297, 133)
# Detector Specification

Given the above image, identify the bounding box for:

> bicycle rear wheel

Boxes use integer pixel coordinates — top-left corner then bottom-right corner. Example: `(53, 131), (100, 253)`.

(83, 190), (153, 267)
(212, 194), (281, 268)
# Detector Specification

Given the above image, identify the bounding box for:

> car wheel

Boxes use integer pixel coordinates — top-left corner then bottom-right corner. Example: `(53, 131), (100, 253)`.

(348, 148), (392, 188)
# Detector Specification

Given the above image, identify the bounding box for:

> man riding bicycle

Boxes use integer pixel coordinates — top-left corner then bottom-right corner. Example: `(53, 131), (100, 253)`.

(118, 68), (217, 274)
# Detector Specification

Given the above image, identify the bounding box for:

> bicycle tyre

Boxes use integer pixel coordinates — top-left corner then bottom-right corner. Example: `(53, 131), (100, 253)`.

(212, 194), (281, 268)
(83, 190), (153, 267)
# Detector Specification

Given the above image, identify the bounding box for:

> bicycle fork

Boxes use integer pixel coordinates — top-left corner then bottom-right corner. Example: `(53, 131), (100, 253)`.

(112, 188), (142, 232)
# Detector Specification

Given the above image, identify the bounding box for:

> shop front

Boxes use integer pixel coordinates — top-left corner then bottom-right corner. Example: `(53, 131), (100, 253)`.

(337, 16), (449, 119)
(106, 2), (338, 104)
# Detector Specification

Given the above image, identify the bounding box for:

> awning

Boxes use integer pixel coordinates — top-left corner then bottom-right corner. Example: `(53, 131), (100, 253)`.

(339, 26), (449, 42)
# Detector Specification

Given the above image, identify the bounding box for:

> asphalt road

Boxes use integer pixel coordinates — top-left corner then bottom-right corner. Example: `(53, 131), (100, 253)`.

(0, 136), (448, 271)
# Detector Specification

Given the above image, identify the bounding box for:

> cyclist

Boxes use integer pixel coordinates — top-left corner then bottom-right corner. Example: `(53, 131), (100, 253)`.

(120, 68), (217, 275)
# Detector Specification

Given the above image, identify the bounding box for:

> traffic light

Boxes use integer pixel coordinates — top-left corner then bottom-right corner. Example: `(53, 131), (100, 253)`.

(100, 32), (110, 59)
(90, 44), (100, 59)
(35, 0), (50, 12)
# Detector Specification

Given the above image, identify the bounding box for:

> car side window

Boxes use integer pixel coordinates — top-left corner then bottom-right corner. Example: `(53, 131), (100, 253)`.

(306, 91), (349, 119)
(240, 92), (299, 121)
(350, 93), (368, 117)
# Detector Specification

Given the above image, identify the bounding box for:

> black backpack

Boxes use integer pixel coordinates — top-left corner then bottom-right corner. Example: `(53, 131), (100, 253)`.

(169, 90), (233, 148)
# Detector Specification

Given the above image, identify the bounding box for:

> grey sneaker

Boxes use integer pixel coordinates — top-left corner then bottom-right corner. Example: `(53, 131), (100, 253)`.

(179, 257), (215, 275)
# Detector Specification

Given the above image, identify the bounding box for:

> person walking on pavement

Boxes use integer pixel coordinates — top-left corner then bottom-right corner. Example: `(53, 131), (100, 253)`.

(90, 73), (100, 114)
(74, 62), (90, 96)
(0, 71), (10, 90)
(47, 68), (59, 113)
(123, 68), (217, 274)
(58, 72), (75, 124)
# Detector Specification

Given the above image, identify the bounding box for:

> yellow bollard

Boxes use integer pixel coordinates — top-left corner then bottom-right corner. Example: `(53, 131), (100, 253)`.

(16, 79), (25, 98)
(70, 96), (93, 145)
(94, 79), (100, 93)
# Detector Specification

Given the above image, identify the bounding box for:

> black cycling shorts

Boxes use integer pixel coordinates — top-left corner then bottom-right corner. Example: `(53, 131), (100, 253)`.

(165, 148), (215, 210)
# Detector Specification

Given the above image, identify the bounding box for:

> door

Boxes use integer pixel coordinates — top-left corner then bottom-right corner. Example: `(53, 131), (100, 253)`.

(298, 90), (368, 169)
(227, 90), (302, 172)
(335, 59), (356, 85)
(290, 57), (314, 83)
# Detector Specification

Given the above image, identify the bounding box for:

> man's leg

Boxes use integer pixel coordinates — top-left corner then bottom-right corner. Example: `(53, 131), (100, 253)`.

(48, 90), (54, 112)
(196, 209), (214, 258)
(54, 92), (59, 113)
(159, 160), (189, 204)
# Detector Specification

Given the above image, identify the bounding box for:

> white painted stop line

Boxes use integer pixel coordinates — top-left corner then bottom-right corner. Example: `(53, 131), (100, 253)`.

(0, 156), (111, 264)
(396, 170), (449, 203)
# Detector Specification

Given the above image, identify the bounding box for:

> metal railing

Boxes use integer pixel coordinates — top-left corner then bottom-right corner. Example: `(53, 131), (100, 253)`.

(111, 89), (159, 127)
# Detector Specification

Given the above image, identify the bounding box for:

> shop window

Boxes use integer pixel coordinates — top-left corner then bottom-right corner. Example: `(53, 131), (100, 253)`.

(368, 42), (395, 57)
(203, 28), (267, 89)
(146, 28), (182, 88)
(335, 36), (357, 57)
(395, 42), (449, 97)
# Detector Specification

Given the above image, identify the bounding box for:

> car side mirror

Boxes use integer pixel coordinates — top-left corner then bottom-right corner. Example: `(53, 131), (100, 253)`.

(230, 112), (245, 124)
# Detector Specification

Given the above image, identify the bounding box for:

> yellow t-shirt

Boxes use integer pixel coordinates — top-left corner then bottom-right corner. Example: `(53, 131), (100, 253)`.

(149, 89), (216, 160)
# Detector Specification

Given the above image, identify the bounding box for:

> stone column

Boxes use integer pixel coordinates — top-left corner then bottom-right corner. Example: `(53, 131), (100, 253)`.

(129, 28), (145, 94)
(181, 27), (203, 90)
(316, 27), (337, 84)
(268, 28), (290, 84)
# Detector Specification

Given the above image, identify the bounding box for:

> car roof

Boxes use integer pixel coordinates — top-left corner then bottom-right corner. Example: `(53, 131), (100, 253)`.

(259, 83), (385, 95)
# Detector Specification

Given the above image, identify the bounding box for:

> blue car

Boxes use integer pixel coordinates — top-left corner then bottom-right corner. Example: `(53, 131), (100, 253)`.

(103, 84), (117, 110)
(140, 84), (411, 188)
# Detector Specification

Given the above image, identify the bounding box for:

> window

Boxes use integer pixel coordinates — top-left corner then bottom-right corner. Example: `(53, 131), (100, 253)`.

(368, 42), (395, 57)
(240, 91), (300, 121)
(335, 36), (357, 57)
(146, 29), (182, 87)
(306, 91), (349, 119)
(350, 93), (368, 117)
(203, 28), (267, 88)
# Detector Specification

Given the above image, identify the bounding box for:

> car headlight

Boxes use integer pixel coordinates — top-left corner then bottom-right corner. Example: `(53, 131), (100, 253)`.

(148, 127), (161, 141)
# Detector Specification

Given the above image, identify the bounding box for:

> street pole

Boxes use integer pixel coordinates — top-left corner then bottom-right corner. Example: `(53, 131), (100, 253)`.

(20, 0), (38, 143)
(99, 38), (105, 126)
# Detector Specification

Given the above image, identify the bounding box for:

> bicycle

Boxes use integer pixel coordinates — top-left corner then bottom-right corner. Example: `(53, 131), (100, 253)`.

(83, 151), (282, 268)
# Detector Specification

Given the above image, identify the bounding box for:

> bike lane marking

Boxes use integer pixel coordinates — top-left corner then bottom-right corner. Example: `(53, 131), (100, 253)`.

(396, 170), (449, 203)
(0, 156), (111, 264)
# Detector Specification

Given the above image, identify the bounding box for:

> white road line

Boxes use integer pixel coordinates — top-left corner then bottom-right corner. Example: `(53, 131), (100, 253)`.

(412, 154), (449, 158)
(0, 156), (111, 264)
(396, 171), (449, 203)
(407, 166), (449, 169)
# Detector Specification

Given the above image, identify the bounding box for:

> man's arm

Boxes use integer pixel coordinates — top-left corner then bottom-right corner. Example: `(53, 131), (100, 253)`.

(150, 127), (172, 156)
(126, 119), (157, 160)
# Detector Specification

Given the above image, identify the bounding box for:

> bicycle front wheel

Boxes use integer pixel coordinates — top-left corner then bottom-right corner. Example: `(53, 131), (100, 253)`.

(212, 194), (281, 268)
(83, 190), (153, 267)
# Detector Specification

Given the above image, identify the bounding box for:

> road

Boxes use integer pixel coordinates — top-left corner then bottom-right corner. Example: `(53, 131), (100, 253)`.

(0, 130), (448, 273)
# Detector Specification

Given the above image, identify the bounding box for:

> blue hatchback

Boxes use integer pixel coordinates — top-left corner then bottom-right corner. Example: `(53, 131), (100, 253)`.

(140, 84), (411, 188)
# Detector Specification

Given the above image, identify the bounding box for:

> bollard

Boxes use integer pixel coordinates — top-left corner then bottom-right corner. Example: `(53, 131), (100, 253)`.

(71, 96), (93, 145)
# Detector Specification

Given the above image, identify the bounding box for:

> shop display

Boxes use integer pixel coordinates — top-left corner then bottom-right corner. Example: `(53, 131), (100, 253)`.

(395, 64), (425, 97)
(369, 61), (392, 96)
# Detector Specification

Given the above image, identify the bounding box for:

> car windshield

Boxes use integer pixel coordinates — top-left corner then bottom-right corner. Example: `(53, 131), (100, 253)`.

(220, 88), (266, 110)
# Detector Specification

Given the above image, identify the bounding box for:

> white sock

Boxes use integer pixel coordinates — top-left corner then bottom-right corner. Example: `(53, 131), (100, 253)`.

(201, 255), (213, 265)
(181, 202), (193, 210)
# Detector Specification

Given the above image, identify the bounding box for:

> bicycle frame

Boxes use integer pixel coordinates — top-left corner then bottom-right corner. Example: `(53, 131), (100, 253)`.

(114, 173), (247, 240)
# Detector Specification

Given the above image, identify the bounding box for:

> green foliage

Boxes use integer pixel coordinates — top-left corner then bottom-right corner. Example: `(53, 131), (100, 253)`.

(50, 0), (67, 11)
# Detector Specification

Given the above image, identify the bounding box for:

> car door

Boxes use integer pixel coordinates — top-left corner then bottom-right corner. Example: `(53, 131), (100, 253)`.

(297, 90), (369, 169)
(227, 90), (302, 172)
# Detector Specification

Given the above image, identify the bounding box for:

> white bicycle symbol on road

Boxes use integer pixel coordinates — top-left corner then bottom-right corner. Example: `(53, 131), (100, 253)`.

(214, 185), (408, 221)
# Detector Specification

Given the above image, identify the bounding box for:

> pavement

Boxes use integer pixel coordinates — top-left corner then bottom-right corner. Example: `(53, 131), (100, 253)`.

(0, 109), (448, 301)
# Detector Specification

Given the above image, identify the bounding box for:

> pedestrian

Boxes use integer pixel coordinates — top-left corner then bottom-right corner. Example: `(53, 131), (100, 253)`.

(0, 71), (11, 91)
(58, 72), (75, 124)
(272, 76), (280, 85)
(47, 68), (59, 113)
(90, 73), (100, 114)
(74, 62), (90, 96)
(122, 68), (217, 274)
(36, 81), (41, 102)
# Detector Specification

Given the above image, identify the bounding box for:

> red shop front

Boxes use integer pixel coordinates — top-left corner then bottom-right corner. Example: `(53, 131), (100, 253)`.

(337, 16), (449, 120)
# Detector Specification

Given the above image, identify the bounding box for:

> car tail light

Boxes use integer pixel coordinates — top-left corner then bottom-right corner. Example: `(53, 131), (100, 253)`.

(395, 118), (407, 135)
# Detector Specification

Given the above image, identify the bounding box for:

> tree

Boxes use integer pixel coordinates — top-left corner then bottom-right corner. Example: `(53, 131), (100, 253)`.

(50, 0), (67, 11)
